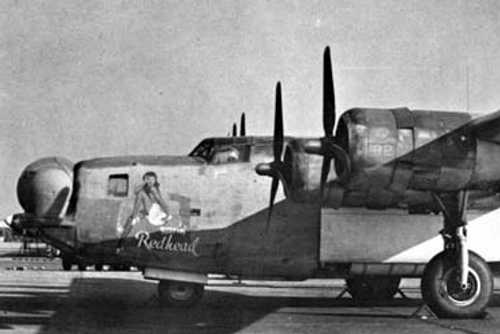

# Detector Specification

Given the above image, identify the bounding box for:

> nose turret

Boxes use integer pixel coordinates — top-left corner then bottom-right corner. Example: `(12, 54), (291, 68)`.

(17, 157), (73, 219)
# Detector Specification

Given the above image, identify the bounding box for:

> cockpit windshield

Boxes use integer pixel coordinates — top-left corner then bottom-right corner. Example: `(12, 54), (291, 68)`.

(189, 139), (214, 161)
(189, 139), (249, 164)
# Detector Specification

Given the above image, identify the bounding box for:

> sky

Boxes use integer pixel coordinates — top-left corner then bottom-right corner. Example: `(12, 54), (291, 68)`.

(2, 0), (500, 217)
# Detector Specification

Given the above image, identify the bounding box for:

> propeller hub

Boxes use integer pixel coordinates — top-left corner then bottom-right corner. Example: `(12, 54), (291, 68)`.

(255, 163), (274, 177)
(256, 161), (284, 177)
(304, 138), (323, 155)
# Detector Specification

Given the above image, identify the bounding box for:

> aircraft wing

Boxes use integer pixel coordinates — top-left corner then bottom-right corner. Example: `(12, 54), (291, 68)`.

(466, 109), (500, 144)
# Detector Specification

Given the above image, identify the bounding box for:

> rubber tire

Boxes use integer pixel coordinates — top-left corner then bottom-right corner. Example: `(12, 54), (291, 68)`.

(62, 257), (72, 271)
(95, 263), (103, 271)
(421, 250), (493, 318)
(346, 276), (401, 302)
(77, 263), (86, 271)
(158, 280), (204, 308)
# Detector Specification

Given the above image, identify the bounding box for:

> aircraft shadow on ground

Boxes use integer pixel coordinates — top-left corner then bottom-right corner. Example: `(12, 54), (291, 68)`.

(1, 277), (500, 333)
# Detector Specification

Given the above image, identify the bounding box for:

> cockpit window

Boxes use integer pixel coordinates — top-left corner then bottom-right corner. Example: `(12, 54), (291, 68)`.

(189, 139), (250, 164)
(189, 140), (214, 161)
(107, 174), (129, 197)
(210, 146), (240, 164)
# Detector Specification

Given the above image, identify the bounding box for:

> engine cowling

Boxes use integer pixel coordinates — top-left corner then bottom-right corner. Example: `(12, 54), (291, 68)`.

(17, 157), (74, 219)
(328, 108), (475, 208)
(288, 108), (483, 209)
(272, 140), (323, 202)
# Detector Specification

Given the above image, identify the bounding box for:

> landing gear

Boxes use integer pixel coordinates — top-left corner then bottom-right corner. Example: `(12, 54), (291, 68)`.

(421, 191), (494, 318)
(158, 280), (204, 307)
(422, 251), (492, 318)
(62, 255), (72, 271)
(346, 276), (401, 302)
(110, 264), (130, 271)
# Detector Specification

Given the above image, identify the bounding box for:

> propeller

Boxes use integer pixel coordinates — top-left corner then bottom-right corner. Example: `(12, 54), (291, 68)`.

(323, 46), (336, 138)
(228, 114), (247, 137)
(256, 46), (352, 227)
(319, 47), (335, 199)
(240, 113), (246, 136)
(305, 46), (351, 202)
(255, 82), (286, 230)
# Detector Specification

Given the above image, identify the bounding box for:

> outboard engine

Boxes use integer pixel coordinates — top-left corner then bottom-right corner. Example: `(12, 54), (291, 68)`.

(17, 157), (74, 220)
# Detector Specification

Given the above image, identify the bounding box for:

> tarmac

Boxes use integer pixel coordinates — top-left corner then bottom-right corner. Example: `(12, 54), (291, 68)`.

(2, 269), (500, 334)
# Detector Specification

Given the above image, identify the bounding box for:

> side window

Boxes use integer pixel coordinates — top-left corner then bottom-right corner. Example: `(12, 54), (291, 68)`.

(211, 146), (240, 164)
(107, 174), (129, 197)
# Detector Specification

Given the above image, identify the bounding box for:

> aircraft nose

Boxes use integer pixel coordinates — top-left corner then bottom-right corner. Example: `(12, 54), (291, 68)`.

(17, 157), (73, 219)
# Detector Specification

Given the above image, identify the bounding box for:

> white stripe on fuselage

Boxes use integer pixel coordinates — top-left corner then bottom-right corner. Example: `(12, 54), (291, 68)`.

(384, 208), (500, 263)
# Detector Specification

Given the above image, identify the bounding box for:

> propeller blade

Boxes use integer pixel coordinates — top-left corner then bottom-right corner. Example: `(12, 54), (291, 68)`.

(267, 176), (280, 231)
(274, 82), (284, 162)
(240, 113), (246, 136)
(323, 46), (336, 138)
(262, 82), (286, 232)
(232, 123), (237, 137)
(320, 156), (332, 200)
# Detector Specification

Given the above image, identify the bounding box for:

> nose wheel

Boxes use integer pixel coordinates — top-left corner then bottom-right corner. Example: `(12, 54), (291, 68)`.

(158, 280), (204, 307)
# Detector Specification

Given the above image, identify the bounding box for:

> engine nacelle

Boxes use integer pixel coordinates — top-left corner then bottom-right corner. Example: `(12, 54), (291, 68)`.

(262, 107), (500, 209)
(279, 139), (324, 202)
(330, 108), (475, 208)
(289, 108), (487, 209)
(17, 157), (74, 219)
(470, 139), (500, 189)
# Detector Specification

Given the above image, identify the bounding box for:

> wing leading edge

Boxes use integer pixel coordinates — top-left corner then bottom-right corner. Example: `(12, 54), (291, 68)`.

(467, 110), (500, 144)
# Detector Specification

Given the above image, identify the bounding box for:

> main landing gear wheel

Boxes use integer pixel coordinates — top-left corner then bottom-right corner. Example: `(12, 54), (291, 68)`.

(158, 280), (204, 307)
(346, 276), (401, 302)
(421, 251), (493, 318)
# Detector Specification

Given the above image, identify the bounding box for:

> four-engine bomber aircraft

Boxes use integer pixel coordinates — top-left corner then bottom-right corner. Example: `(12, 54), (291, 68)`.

(7, 47), (500, 318)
